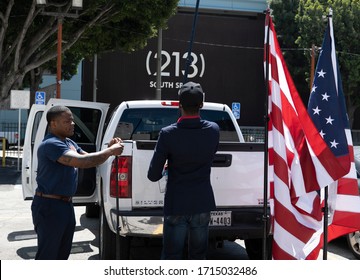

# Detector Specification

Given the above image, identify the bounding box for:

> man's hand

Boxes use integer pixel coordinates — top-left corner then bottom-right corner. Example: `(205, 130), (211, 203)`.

(109, 141), (124, 156)
(108, 137), (123, 147)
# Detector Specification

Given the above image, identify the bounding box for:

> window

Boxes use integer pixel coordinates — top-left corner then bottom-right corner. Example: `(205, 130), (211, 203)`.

(68, 107), (101, 144)
(115, 108), (239, 142)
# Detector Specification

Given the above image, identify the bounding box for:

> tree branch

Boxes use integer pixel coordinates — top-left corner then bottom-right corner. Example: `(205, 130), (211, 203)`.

(24, 3), (116, 73)
(13, 0), (37, 72)
(0, 0), (14, 64)
(20, 16), (58, 68)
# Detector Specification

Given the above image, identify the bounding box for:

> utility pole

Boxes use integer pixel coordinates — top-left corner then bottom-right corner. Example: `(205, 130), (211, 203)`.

(155, 28), (162, 100)
(36, 0), (83, 99)
(310, 44), (316, 93)
(93, 54), (98, 102)
(56, 17), (63, 99)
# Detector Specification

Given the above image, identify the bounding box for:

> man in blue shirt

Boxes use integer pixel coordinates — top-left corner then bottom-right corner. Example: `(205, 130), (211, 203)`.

(148, 82), (220, 259)
(32, 105), (124, 260)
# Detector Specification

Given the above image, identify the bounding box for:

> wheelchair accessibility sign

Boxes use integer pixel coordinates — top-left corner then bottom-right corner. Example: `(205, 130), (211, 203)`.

(232, 102), (241, 119)
(35, 91), (45, 105)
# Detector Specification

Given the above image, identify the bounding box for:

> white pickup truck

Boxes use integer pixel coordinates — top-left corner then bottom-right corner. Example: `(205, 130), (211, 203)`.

(22, 98), (270, 259)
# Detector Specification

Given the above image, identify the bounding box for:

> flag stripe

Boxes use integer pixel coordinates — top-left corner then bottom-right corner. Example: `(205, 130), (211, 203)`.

(334, 196), (360, 213)
(271, 236), (296, 260)
(336, 177), (359, 195)
(274, 193), (319, 244)
(280, 95), (320, 196)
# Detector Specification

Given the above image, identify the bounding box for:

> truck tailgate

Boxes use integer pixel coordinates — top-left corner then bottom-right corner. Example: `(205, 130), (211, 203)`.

(129, 141), (265, 209)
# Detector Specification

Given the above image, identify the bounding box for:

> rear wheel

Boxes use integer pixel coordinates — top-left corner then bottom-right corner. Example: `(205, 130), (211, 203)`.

(244, 236), (272, 260)
(99, 205), (116, 259)
(346, 231), (360, 259)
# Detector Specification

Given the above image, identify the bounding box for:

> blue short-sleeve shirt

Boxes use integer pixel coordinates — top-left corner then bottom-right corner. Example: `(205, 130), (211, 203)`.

(36, 133), (83, 196)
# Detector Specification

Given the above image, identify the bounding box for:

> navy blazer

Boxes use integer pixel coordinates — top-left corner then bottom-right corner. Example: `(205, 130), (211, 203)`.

(147, 116), (220, 216)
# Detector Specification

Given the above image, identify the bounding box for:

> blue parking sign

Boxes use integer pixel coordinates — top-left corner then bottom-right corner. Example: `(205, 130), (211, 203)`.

(232, 102), (241, 119)
(35, 91), (45, 105)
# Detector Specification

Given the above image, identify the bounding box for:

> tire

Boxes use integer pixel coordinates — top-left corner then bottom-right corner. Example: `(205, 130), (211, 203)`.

(99, 205), (116, 259)
(244, 237), (272, 260)
(118, 235), (131, 259)
(85, 204), (100, 218)
(346, 231), (360, 259)
(99, 205), (131, 259)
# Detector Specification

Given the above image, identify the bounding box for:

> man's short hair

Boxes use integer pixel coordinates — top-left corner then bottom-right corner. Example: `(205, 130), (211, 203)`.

(178, 81), (204, 111)
(46, 106), (71, 124)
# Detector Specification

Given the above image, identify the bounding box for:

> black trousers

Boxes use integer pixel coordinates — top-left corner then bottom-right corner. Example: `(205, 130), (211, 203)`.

(31, 195), (75, 260)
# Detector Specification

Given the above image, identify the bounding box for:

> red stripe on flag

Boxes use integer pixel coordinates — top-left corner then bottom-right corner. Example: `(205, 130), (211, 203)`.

(274, 200), (318, 244)
(272, 152), (289, 187)
(336, 178), (359, 195)
(270, 103), (284, 136)
(279, 90), (320, 195)
(327, 176), (360, 241)
(328, 224), (358, 242)
(272, 240), (296, 260)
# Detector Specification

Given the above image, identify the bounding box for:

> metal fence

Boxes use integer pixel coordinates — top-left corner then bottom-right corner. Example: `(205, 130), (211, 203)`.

(0, 122), (26, 142)
(240, 126), (265, 143)
(0, 122), (26, 163)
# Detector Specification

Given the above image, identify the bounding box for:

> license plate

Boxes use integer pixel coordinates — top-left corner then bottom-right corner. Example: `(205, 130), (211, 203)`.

(209, 211), (232, 226)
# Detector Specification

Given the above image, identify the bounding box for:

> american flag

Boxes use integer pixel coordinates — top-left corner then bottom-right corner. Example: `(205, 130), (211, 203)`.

(308, 13), (360, 243)
(264, 13), (351, 259)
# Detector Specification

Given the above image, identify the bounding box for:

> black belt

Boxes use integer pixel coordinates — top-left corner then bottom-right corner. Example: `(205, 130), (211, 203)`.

(35, 191), (72, 202)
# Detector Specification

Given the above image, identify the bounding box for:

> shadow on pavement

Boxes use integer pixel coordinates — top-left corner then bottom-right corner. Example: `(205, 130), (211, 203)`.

(8, 229), (37, 242)
(16, 241), (96, 260)
(9, 225), (98, 260)
(0, 164), (21, 185)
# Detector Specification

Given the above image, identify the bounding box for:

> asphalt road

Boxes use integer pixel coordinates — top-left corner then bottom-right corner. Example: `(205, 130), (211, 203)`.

(0, 166), (357, 260)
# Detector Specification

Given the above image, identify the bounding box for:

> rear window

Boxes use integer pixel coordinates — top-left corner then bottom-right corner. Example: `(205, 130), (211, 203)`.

(114, 108), (239, 142)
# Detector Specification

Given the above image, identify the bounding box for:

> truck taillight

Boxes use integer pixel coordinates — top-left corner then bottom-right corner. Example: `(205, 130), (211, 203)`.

(110, 156), (132, 198)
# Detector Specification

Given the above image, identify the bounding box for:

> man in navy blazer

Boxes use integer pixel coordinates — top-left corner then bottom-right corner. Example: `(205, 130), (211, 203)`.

(147, 81), (220, 259)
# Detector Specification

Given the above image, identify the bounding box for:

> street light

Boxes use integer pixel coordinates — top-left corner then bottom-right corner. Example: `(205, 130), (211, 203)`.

(36, 0), (83, 99)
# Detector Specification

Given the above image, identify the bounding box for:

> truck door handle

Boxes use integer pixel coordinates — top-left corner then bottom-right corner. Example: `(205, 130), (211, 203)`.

(212, 154), (232, 167)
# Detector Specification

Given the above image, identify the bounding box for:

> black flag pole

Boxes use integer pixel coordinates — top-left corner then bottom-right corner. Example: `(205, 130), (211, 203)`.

(262, 8), (271, 260)
(183, 0), (201, 84)
(323, 186), (329, 259)
(321, 8), (334, 261)
(115, 155), (120, 259)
